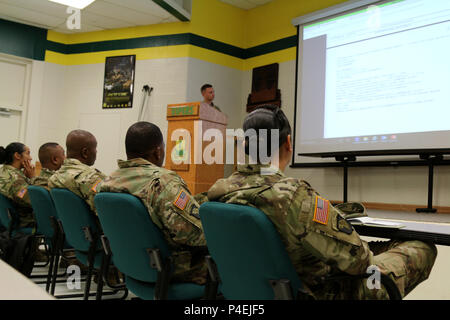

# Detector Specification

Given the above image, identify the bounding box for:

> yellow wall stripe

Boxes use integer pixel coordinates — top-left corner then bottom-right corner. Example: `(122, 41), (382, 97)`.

(243, 47), (296, 71)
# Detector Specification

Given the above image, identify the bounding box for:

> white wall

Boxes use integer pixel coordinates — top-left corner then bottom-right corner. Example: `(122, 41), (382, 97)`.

(33, 62), (68, 153)
(31, 56), (245, 177)
(55, 58), (191, 175)
(185, 57), (243, 130)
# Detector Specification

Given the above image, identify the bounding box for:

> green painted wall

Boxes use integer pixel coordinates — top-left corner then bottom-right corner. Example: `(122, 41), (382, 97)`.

(0, 18), (47, 60)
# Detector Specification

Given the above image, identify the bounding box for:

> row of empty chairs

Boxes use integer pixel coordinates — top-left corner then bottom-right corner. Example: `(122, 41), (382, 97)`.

(0, 188), (402, 300)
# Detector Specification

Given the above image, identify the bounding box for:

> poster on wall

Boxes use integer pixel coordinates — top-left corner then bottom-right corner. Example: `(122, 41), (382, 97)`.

(102, 55), (136, 109)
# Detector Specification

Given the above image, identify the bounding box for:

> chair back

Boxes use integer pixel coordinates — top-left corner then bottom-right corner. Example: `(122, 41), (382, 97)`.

(199, 202), (303, 300)
(94, 192), (171, 283)
(0, 194), (15, 229)
(50, 188), (101, 252)
(28, 186), (57, 242)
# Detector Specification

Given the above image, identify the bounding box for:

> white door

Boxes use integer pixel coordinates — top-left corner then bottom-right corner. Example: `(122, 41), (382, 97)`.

(0, 54), (31, 147)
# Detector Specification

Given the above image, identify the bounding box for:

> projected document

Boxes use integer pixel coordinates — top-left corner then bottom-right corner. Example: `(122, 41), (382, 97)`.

(296, 0), (450, 156)
(325, 21), (450, 139)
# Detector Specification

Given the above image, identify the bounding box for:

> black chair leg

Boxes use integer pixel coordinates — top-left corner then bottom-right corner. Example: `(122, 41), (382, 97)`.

(204, 256), (220, 300)
(45, 247), (56, 292)
(95, 252), (108, 300)
(82, 227), (99, 300)
(50, 252), (61, 296)
(83, 249), (96, 300)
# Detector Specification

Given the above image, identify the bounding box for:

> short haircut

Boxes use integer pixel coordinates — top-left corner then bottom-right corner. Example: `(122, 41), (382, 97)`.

(66, 130), (96, 153)
(201, 84), (213, 93)
(125, 122), (164, 159)
(38, 142), (59, 165)
(243, 105), (291, 159)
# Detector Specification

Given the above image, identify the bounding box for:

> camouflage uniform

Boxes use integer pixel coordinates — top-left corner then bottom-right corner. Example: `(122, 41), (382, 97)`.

(207, 163), (437, 299)
(194, 191), (209, 205)
(98, 158), (208, 285)
(31, 168), (55, 189)
(0, 165), (35, 228)
(48, 158), (106, 214)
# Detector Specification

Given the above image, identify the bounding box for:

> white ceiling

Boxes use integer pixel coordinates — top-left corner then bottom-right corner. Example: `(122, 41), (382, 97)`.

(0, 0), (179, 34)
(219, 0), (273, 10)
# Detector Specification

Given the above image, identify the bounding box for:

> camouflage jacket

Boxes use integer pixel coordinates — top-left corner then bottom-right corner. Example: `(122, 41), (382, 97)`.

(207, 163), (374, 292)
(31, 168), (55, 189)
(98, 158), (207, 280)
(0, 165), (35, 228)
(48, 158), (106, 213)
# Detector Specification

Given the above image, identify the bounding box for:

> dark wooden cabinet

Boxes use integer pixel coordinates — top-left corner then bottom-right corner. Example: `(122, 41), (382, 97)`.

(246, 63), (281, 112)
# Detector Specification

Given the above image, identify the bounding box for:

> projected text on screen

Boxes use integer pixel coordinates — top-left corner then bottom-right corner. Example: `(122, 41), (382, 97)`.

(296, 0), (450, 158)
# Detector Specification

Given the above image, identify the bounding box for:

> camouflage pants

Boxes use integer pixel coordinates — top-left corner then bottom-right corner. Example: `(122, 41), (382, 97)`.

(171, 250), (209, 285)
(316, 240), (437, 299)
(18, 209), (36, 230)
(361, 240), (437, 299)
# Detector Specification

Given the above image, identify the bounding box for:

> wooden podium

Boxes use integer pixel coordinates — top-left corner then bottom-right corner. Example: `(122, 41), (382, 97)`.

(165, 102), (228, 194)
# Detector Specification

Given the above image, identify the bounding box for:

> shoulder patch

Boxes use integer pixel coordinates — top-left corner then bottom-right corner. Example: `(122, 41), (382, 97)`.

(17, 188), (28, 199)
(313, 196), (329, 225)
(189, 205), (201, 219)
(337, 215), (353, 235)
(173, 189), (190, 210)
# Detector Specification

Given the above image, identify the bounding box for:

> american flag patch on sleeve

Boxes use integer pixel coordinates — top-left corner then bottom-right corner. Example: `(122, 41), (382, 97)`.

(173, 189), (190, 210)
(17, 188), (27, 199)
(313, 196), (330, 225)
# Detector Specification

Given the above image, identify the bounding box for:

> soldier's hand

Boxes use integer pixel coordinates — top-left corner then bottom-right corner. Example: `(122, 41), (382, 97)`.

(23, 160), (36, 178)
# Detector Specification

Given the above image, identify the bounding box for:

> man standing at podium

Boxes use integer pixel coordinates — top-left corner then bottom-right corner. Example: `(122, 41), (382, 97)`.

(200, 84), (222, 113)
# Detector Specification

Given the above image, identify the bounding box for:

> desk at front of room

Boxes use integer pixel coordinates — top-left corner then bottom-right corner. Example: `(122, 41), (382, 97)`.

(0, 259), (54, 300)
(358, 209), (450, 300)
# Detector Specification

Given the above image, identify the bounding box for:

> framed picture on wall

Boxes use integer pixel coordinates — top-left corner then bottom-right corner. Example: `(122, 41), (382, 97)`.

(102, 55), (136, 109)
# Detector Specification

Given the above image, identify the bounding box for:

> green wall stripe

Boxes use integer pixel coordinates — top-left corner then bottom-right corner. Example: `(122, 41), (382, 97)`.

(189, 34), (246, 58)
(244, 36), (297, 59)
(45, 33), (294, 60)
(46, 33), (247, 58)
(46, 40), (68, 55)
(0, 18), (297, 61)
(0, 18), (47, 60)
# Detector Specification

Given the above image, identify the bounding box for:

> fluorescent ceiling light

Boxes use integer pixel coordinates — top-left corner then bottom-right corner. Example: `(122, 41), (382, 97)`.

(48, 0), (96, 10)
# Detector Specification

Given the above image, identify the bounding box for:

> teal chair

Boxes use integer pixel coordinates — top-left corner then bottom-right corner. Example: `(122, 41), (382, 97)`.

(94, 192), (207, 300)
(0, 193), (13, 231)
(28, 186), (82, 297)
(28, 186), (59, 293)
(199, 201), (309, 300)
(50, 188), (126, 300)
(199, 202), (402, 300)
(0, 193), (34, 235)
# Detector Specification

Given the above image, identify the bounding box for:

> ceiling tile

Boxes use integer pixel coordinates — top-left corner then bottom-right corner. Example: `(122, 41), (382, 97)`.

(53, 22), (104, 34)
(102, 0), (174, 20)
(86, 1), (163, 25)
(0, 0), (69, 17)
(0, 0), (182, 33)
(0, 2), (65, 28)
(79, 10), (132, 29)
